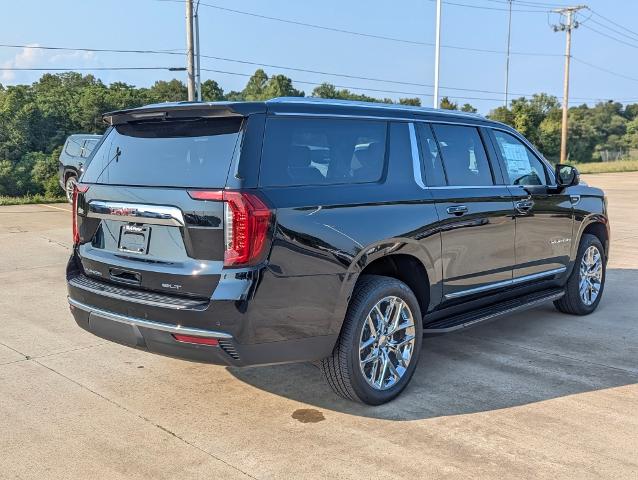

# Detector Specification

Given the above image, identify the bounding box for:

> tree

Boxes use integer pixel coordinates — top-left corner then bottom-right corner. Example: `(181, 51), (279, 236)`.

(399, 98), (421, 106)
(439, 97), (457, 110)
(243, 69), (269, 101)
(461, 103), (477, 113)
(263, 74), (304, 99)
(147, 79), (187, 103)
(201, 79), (224, 102)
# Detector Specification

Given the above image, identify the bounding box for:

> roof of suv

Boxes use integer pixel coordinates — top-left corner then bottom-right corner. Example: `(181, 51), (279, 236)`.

(103, 97), (506, 129)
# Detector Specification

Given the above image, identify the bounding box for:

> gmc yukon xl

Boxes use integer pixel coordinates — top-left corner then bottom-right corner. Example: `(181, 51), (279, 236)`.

(67, 98), (609, 405)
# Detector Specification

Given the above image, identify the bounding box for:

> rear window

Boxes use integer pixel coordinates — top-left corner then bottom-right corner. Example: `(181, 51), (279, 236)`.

(259, 117), (387, 187)
(64, 138), (82, 157)
(82, 117), (242, 188)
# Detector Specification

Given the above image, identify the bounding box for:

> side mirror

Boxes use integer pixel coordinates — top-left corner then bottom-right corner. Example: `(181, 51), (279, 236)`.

(555, 164), (579, 188)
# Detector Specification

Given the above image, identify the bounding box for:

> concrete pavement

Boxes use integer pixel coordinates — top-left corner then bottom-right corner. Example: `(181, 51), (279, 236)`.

(0, 174), (637, 479)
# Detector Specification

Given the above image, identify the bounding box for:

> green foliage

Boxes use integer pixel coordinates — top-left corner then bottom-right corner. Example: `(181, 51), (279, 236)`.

(312, 83), (404, 105)
(461, 103), (477, 113)
(439, 97), (458, 110)
(488, 97), (638, 163)
(1, 69), (636, 199)
(399, 98), (422, 106)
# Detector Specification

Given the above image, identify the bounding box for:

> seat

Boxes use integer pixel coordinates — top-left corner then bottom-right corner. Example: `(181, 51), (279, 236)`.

(287, 145), (325, 184)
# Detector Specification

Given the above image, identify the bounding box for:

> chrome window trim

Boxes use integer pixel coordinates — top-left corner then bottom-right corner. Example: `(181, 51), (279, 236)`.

(408, 123), (427, 189)
(444, 266), (567, 300)
(68, 297), (233, 339)
(86, 200), (185, 227)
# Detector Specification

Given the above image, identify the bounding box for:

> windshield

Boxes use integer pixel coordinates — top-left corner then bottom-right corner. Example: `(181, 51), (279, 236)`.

(82, 117), (243, 188)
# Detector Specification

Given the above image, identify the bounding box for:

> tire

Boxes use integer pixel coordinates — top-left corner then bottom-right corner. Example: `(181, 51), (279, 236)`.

(554, 234), (606, 315)
(64, 174), (77, 203)
(320, 275), (423, 405)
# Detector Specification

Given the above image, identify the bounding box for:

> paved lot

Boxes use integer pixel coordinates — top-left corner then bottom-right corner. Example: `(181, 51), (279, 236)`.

(1, 173), (637, 479)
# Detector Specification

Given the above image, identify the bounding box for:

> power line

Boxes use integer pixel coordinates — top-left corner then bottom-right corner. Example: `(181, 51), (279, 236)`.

(152, 0), (558, 56)
(0, 43), (185, 55)
(588, 8), (638, 41)
(429, 0), (548, 13)
(1, 64), (634, 104)
(572, 57), (638, 83)
(0, 44), (628, 102)
(579, 23), (638, 50)
(0, 43), (563, 97)
(585, 17), (638, 44)
(0, 67), (186, 71)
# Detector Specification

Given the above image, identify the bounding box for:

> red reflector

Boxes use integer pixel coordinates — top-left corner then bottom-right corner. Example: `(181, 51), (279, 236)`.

(172, 334), (219, 346)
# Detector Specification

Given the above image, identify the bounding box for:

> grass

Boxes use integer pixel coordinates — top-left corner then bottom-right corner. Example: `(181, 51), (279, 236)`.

(0, 194), (67, 206)
(573, 159), (638, 174)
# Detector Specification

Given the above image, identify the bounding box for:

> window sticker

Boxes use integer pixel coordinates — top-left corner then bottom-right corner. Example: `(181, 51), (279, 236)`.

(502, 142), (531, 176)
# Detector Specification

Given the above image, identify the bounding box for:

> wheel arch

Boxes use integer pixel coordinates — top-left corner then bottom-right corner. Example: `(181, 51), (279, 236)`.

(330, 238), (441, 333)
(574, 214), (610, 262)
(64, 167), (79, 183)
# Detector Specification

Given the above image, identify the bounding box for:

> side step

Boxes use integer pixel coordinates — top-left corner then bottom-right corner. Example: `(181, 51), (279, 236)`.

(422, 288), (565, 334)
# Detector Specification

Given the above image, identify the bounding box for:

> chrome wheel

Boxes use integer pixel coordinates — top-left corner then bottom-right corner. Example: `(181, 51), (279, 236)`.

(65, 176), (77, 203)
(579, 245), (603, 306)
(358, 296), (416, 391)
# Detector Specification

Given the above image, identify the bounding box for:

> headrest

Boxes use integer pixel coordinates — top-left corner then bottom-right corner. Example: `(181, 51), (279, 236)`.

(288, 145), (311, 168)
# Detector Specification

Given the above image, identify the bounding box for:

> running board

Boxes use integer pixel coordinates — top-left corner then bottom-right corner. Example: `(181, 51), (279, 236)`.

(423, 288), (565, 334)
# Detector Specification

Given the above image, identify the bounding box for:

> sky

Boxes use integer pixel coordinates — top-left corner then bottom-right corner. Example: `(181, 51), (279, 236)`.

(1, 0), (638, 113)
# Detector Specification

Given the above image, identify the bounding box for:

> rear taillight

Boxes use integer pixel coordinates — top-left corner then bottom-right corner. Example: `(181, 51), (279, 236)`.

(188, 190), (272, 267)
(72, 183), (89, 245)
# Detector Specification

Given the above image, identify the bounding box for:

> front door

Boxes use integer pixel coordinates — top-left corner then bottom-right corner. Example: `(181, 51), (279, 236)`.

(489, 129), (574, 280)
(423, 123), (516, 301)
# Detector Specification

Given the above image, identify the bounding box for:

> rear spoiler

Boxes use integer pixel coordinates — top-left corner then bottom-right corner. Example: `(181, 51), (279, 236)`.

(103, 102), (267, 126)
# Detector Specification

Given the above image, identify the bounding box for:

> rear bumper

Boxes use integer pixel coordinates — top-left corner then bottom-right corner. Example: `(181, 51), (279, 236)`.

(69, 297), (337, 366)
(67, 270), (339, 367)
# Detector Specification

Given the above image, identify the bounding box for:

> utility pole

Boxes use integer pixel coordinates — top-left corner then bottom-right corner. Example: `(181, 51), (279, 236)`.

(185, 0), (196, 101)
(552, 5), (586, 163)
(433, 0), (442, 108)
(194, 0), (202, 101)
(504, 0), (513, 106)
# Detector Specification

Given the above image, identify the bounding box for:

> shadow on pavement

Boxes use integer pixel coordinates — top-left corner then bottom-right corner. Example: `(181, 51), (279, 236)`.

(228, 268), (638, 420)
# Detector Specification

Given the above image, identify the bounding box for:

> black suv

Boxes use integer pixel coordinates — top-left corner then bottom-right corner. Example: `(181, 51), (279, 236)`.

(67, 98), (609, 405)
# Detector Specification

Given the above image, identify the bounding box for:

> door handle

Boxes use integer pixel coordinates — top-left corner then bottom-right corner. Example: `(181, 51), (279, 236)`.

(446, 205), (468, 216)
(515, 200), (534, 214)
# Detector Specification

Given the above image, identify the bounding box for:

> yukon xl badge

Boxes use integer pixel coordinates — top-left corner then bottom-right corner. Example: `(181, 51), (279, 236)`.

(162, 283), (182, 290)
(550, 238), (571, 245)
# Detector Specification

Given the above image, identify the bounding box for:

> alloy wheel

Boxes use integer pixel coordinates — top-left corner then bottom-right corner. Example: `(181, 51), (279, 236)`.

(358, 296), (416, 391)
(579, 245), (603, 306)
(65, 176), (77, 203)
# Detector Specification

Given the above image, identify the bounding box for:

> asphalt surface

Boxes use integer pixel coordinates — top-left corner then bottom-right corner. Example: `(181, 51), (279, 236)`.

(1, 173), (637, 479)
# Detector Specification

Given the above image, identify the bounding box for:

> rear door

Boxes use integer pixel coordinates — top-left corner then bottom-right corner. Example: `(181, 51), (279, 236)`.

(488, 128), (574, 279)
(75, 115), (245, 298)
(426, 123), (516, 301)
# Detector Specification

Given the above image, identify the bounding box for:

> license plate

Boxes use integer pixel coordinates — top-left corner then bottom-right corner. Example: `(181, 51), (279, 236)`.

(118, 224), (151, 254)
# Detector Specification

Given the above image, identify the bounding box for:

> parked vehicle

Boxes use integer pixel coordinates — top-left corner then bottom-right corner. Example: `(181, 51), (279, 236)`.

(59, 134), (102, 202)
(67, 98), (609, 405)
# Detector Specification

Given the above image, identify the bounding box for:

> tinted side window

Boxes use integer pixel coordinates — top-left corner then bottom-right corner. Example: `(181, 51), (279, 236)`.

(64, 138), (82, 157)
(416, 123), (446, 186)
(432, 124), (493, 186)
(81, 139), (99, 158)
(260, 117), (387, 187)
(493, 130), (547, 186)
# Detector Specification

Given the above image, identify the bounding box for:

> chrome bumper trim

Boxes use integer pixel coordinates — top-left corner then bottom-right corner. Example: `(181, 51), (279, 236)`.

(68, 297), (232, 339)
